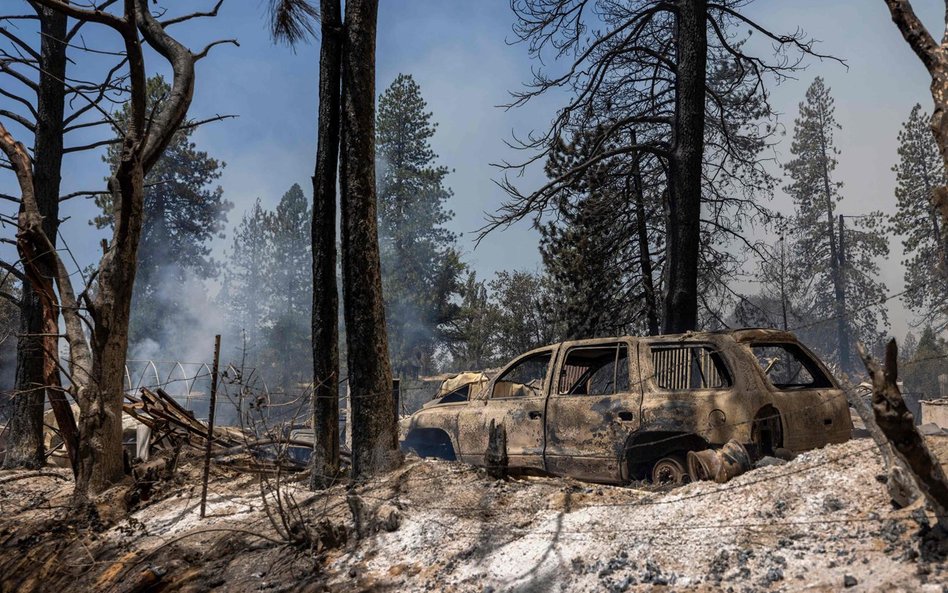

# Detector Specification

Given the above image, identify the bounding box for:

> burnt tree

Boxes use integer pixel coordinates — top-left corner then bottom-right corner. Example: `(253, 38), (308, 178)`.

(270, 0), (344, 488)
(0, 3), (129, 471)
(3, 0), (233, 496)
(494, 0), (836, 333)
(268, 0), (400, 482)
(310, 0), (343, 489)
(858, 339), (948, 518)
(340, 0), (399, 478)
(663, 0), (707, 334)
(885, 0), (948, 233)
(1, 6), (69, 469)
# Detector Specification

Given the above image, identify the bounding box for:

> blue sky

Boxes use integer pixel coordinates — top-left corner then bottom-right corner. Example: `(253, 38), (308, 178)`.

(1, 0), (945, 339)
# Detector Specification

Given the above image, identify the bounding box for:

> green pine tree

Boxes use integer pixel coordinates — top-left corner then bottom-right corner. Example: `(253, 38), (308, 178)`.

(783, 77), (888, 374)
(264, 184), (312, 390)
(442, 272), (499, 370)
(890, 104), (948, 330)
(901, 326), (948, 399)
(220, 199), (272, 361)
(489, 271), (559, 361)
(96, 75), (232, 348)
(539, 126), (656, 339)
(376, 73), (463, 377)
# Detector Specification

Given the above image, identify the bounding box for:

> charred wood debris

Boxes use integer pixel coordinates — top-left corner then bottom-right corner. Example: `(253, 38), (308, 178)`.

(122, 387), (332, 477)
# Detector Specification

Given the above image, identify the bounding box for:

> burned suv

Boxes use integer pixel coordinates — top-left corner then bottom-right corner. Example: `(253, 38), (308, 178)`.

(401, 329), (852, 484)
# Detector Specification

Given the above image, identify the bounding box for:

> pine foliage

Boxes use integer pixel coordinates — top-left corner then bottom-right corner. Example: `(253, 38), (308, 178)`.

(220, 186), (313, 389)
(96, 76), (232, 347)
(891, 104), (948, 330)
(376, 74), (463, 377)
(782, 77), (888, 371)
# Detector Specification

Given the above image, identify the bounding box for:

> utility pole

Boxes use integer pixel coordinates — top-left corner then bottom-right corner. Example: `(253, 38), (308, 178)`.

(778, 235), (788, 331)
(837, 214), (850, 374)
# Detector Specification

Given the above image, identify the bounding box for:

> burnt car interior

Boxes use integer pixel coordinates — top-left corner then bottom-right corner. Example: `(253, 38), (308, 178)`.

(558, 345), (630, 395)
(651, 345), (731, 390)
(750, 343), (833, 389)
(492, 352), (552, 398)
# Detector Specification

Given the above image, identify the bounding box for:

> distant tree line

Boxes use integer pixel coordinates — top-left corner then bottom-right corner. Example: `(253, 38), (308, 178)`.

(218, 186), (312, 392)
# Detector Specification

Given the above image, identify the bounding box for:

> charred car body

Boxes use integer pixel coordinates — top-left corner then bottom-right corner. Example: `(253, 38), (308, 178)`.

(401, 329), (852, 484)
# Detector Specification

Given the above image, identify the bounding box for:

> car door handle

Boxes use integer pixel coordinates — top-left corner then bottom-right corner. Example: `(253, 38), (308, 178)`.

(528, 410), (542, 420)
(617, 411), (635, 422)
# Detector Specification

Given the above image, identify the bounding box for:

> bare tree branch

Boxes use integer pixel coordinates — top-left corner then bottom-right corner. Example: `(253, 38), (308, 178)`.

(0, 260), (27, 283)
(0, 108), (36, 132)
(0, 26), (41, 62)
(194, 38), (239, 61)
(63, 136), (119, 153)
(62, 57), (128, 127)
(31, 0), (130, 32)
(65, 0), (121, 42)
(0, 59), (39, 91)
(179, 113), (238, 132)
(707, 3), (846, 67)
(160, 0), (225, 27)
(58, 189), (108, 202)
(0, 85), (38, 117)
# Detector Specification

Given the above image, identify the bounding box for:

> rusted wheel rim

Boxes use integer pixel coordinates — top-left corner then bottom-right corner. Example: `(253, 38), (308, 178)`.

(651, 455), (688, 485)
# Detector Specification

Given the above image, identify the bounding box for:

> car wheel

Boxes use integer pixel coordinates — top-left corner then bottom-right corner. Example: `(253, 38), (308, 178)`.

(651, 454), (689, 485)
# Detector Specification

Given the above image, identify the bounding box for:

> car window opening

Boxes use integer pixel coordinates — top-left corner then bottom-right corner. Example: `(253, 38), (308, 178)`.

(651, 345), (731, 390)
(750, 342), (833, 389)
(558, 345), (630, 395)
(439, 384), (469, 403)
(491, 352), (552, 398)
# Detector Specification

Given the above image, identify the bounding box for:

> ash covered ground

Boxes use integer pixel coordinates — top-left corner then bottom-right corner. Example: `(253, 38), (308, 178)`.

(1, 436), (946, 592)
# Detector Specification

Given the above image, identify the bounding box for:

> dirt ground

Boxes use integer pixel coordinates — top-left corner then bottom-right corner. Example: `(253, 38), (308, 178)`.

(1, 436), (946, 593)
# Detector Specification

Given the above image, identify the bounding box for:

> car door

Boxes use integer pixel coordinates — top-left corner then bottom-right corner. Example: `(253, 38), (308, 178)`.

(456, 348), (555, 472)
(544, 340), (641, 482)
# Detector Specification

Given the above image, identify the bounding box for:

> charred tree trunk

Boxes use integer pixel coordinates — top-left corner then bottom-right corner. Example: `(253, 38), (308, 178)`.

(778, 237), (789, 330)
(18, 0), (219, 496)
(817, 110), (851, 375)
(3, 7), (71, 470)
(310, 0), (343, 490)
(5, 297), (45, 469)
(629, 134), (659, 336)
(858, 340), (948, 518)
(663, 0), (707, 334)
(78, 176), (145, 493)
(339, 0), (400, 478)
